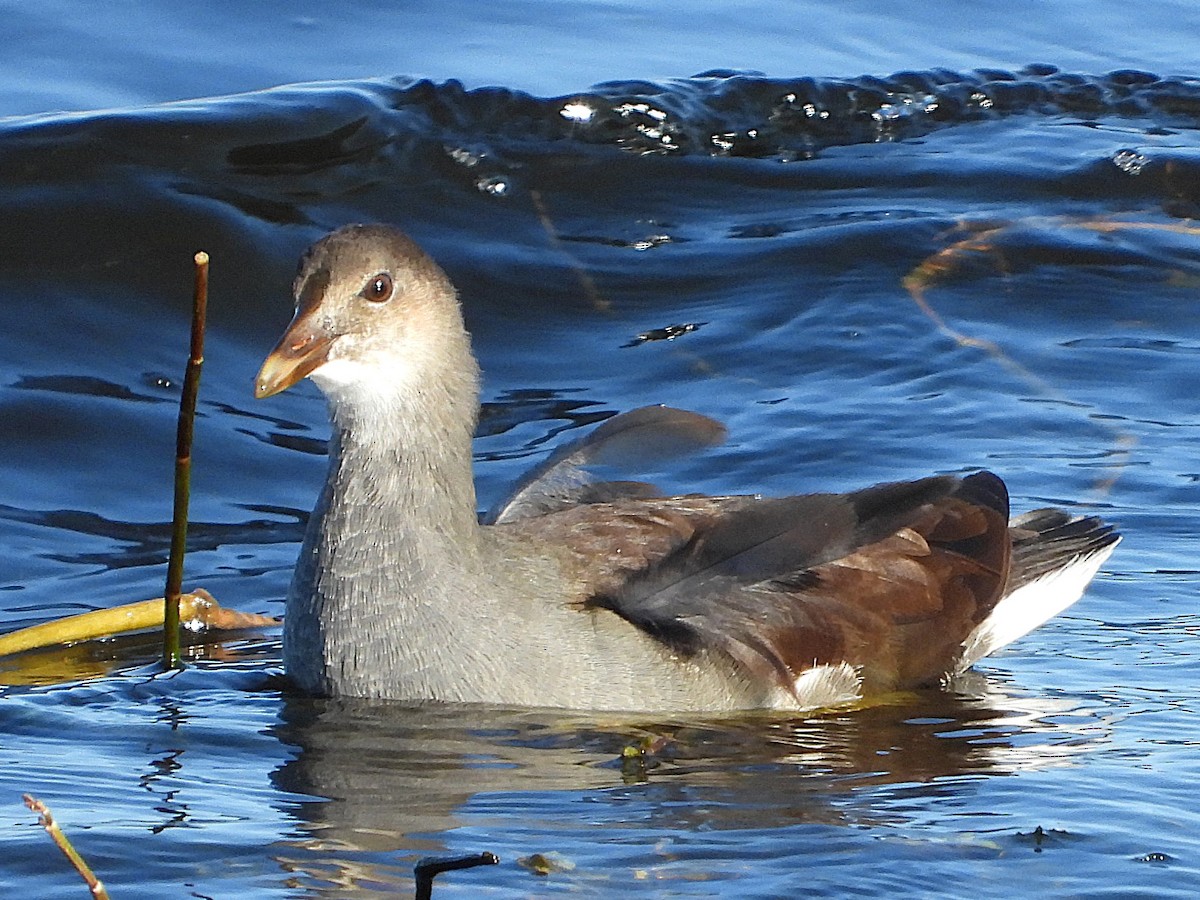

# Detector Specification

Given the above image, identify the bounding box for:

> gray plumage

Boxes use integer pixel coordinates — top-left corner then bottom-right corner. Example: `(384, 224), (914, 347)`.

(256, 224), (1120, 711)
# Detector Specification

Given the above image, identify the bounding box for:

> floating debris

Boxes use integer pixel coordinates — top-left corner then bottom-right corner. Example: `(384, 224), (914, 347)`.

(623, 322), (706, 347)
(517, 852), (576, 876)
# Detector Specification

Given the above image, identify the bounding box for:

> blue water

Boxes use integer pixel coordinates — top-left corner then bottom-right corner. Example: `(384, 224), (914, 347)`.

(2, 2), (1199, 897)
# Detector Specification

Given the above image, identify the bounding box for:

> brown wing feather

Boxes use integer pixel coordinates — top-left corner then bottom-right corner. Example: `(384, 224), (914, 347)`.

(769, 483), (1010, 691)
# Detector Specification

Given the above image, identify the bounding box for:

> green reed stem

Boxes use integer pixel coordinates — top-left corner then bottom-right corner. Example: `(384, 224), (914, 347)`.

(163, 251), (208, 669)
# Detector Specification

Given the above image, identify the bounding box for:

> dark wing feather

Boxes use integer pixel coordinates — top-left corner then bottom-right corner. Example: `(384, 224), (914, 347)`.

(486, 406), (726, 524)
(583, 472), (1012, 695)
(589, 475), (964, 615)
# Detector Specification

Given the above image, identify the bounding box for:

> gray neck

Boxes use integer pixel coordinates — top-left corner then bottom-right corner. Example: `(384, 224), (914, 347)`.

(328, 378), (481, 545)
(283, 346), (508, 699)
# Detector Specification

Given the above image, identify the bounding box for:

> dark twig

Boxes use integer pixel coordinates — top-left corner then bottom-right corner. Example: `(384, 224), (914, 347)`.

(163, 251), (209, 668)
(23, 794), (110, 899)
(413, 852), (499, 900)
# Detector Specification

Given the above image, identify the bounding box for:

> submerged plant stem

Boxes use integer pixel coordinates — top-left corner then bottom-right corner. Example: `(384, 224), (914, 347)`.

(163, 251), (209, 668)
(414, 852), (499, 900)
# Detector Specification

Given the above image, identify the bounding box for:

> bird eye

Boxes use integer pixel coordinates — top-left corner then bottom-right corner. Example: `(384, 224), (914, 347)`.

(363, 272), (394, 303)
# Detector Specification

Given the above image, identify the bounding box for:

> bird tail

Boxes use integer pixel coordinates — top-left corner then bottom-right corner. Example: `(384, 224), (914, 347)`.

(956, 510), (1120, 672)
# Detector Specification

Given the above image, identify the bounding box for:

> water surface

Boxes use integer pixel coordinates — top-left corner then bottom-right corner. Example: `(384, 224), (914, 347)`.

(1, 2), (1198, 897)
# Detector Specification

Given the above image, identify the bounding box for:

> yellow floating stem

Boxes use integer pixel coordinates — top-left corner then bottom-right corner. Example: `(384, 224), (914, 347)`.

(0, 589), (278, 658)
(0, 600), (164, 656)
